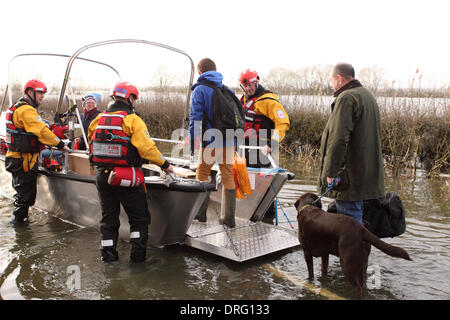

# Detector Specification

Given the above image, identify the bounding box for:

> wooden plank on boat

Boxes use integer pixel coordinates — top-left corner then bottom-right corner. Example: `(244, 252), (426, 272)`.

(68, 153), (96, 176)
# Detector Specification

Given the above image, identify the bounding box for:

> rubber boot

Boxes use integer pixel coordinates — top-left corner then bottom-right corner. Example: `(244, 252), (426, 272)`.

(101, 248), (119, 263)
(130, 225), (148, 263)
(220, 189), (236, 228)
(10, 206), (29, 225)
(101, 234), (119, 263)
(195, 195), (210, 222)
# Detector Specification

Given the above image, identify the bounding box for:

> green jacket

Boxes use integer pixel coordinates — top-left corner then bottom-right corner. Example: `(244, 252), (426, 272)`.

(318, 80), (385, 201)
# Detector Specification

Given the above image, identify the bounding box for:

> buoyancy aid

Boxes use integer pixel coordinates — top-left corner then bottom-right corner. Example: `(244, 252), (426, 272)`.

(241, 91), (276, 139)
(5, 99), (42, 153)
(90, 110), (142, 167)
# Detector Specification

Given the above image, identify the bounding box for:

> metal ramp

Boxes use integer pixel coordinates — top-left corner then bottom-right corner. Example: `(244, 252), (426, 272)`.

(184, 218), (300, 262)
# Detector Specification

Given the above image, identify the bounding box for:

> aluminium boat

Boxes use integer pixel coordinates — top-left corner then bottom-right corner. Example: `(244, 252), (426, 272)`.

(0, 40), (299, 261)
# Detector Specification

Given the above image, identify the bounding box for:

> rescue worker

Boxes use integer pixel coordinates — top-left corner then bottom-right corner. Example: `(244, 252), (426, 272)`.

(5, 79), (70, 224)
(238, 69), (290, 168)
(88, 82), (174, 263)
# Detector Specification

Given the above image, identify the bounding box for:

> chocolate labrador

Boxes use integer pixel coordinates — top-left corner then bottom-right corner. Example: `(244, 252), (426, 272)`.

(295, 192), (411, 299)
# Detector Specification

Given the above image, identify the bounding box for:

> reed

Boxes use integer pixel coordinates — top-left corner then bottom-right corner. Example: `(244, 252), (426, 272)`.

(0, 90), (448, 176)
(378, 96), (449, 177)
(280, 94), (449, 177)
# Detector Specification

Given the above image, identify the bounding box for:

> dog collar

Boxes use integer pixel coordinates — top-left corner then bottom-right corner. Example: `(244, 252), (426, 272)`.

(297, 204), (311, 248)
(299, 204), (311, 212)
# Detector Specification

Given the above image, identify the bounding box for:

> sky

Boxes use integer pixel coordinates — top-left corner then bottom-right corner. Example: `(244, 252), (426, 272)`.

(0, 0), (449, 93)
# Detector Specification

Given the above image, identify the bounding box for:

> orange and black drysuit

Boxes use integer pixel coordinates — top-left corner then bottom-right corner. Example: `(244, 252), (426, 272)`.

(240, 85), (290, 167)
(5, 97), (65, 222)
(88, 100), (170, 262)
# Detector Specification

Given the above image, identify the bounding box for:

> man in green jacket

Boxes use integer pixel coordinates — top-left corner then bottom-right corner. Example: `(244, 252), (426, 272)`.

(318, 63), (385, 225)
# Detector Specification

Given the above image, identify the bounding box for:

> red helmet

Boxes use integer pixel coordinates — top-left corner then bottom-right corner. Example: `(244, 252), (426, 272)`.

(111, 82), (139, 100)
(238, 69), (259, 85)
(23, 79), (47, 94)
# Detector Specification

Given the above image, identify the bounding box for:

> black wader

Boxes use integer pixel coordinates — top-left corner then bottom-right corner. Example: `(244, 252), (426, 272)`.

(96, 168), (150, 263)
(5, 157), (38, 222)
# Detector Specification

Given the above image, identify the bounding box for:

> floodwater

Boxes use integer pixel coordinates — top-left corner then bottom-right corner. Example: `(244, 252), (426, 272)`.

(0, 157), (449, 301)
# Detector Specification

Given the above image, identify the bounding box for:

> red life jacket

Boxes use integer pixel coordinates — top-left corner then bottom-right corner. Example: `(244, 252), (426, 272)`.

(5, 99), (42, 153)
(241, 93), (275, 139)
(89, 111), (142, 167)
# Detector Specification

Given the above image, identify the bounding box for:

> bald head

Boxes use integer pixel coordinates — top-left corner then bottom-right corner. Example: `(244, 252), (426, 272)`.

(332, 63), (355, 80)
(330, 63), (355, 91)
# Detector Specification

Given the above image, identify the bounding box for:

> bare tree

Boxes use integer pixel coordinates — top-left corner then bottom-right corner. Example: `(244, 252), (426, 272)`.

(151, 66), (176, 91)
(358, 65), (387, 94)
(264, 65), (333, 95)
(264, 67), (295, 94)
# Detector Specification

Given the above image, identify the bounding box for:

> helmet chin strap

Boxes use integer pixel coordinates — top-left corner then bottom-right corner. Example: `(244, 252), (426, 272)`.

(241, 81), (258, 98)
(25, 90), (38, 108)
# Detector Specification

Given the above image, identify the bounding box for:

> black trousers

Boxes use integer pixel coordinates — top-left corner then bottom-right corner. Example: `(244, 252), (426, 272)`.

(5, 157), (38, 220)
(95, 168), (150, 262)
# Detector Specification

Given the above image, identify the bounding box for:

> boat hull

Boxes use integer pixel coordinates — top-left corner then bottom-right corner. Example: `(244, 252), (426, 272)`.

(0, 155), (298, 261)
(0, 156), (214, 247)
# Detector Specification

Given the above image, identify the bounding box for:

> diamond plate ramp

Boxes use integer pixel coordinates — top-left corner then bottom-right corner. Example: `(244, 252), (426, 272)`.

(185, 219), (300, 262)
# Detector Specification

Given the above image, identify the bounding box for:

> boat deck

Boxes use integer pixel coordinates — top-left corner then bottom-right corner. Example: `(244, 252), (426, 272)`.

(185, 218), (300, 262)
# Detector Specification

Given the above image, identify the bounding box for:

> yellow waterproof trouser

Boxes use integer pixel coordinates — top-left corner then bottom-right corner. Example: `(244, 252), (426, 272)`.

(196, 146), (236, 190)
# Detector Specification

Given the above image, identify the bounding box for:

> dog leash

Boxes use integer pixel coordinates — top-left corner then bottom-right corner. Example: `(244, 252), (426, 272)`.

(268, 183), (295, 230)
(264, 168), (295, 230)
(312, 177), (341, 205)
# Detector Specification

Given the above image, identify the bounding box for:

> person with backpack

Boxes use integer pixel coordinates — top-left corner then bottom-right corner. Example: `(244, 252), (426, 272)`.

(238, 69), (290, 168)
(5, 79), (70, 224)
(88, 82), (174, 263)
(188, 58), (243, 228)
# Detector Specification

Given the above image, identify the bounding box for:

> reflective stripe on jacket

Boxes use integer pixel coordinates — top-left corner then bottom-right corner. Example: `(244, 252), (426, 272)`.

(88, 101), (167, 168)
(5, 98), (64, 172)
(5, 101), (41, 153)
(90, 111), (141, 167)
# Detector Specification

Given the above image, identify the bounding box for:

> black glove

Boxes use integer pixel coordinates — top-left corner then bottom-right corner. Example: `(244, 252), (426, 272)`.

(53, 112), (62, 125)
(70, 104), (77, 112)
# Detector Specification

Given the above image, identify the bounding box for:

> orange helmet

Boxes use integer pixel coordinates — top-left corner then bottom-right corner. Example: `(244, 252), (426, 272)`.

(23, 79), (47, 94)
(238, 69), (259, 85)
(110, 82), (139, 100)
